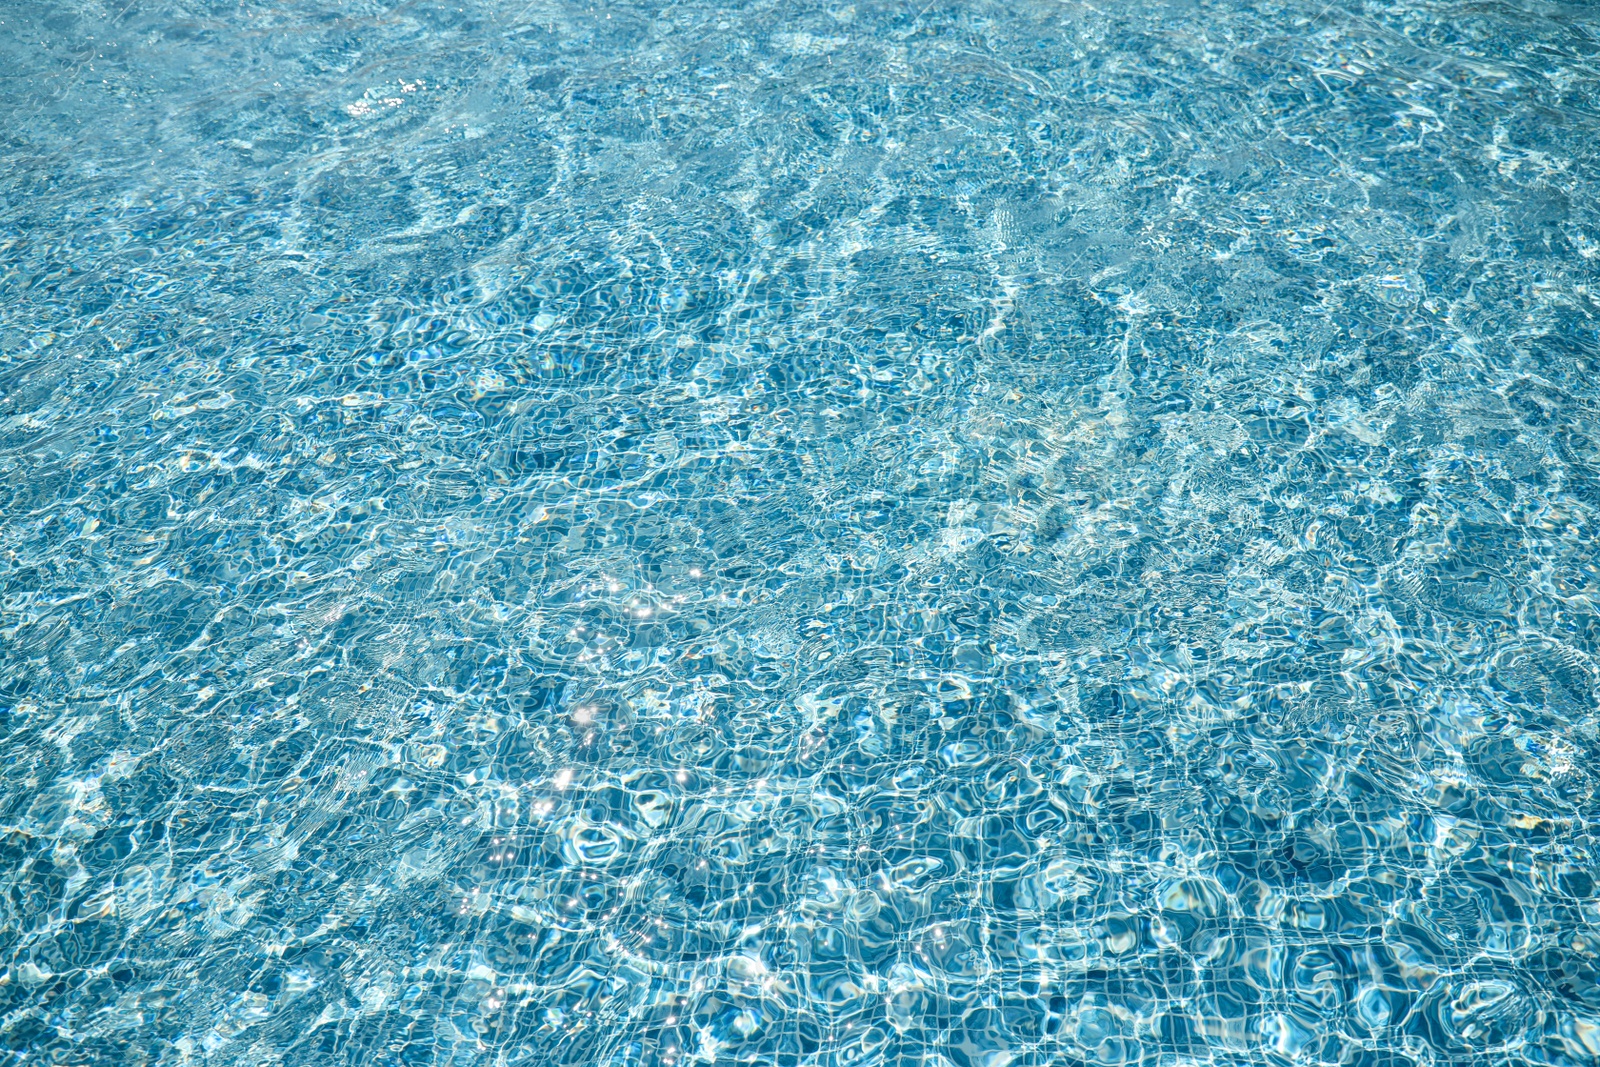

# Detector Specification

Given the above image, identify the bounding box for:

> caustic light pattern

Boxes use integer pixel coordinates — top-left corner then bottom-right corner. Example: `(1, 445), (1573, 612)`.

(2, 1), (1600, 1066)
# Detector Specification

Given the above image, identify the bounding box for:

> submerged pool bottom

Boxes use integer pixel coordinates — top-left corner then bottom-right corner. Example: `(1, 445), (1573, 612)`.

(2, 0), (1599, 1064)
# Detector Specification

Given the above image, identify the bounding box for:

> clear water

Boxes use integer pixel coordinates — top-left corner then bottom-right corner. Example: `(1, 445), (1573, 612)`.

(2, 1), (1599, 1064)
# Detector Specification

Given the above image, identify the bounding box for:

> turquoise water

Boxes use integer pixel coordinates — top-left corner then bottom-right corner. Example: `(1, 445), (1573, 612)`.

(3, 1), (1600, 1064)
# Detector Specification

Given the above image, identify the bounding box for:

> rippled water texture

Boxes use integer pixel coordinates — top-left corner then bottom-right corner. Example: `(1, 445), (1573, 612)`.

(4, 0), (1600, 1064)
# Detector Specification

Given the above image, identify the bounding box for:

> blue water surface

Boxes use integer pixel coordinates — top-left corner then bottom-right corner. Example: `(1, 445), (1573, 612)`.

(3, 1), (1600, 1064)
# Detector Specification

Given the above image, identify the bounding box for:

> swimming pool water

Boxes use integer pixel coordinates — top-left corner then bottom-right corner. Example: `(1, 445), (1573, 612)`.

(2, 1), (1600, 1064)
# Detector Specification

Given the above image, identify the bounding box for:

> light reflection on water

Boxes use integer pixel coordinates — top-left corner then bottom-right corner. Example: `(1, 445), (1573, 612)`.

(1, 1), (1599, 1065)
